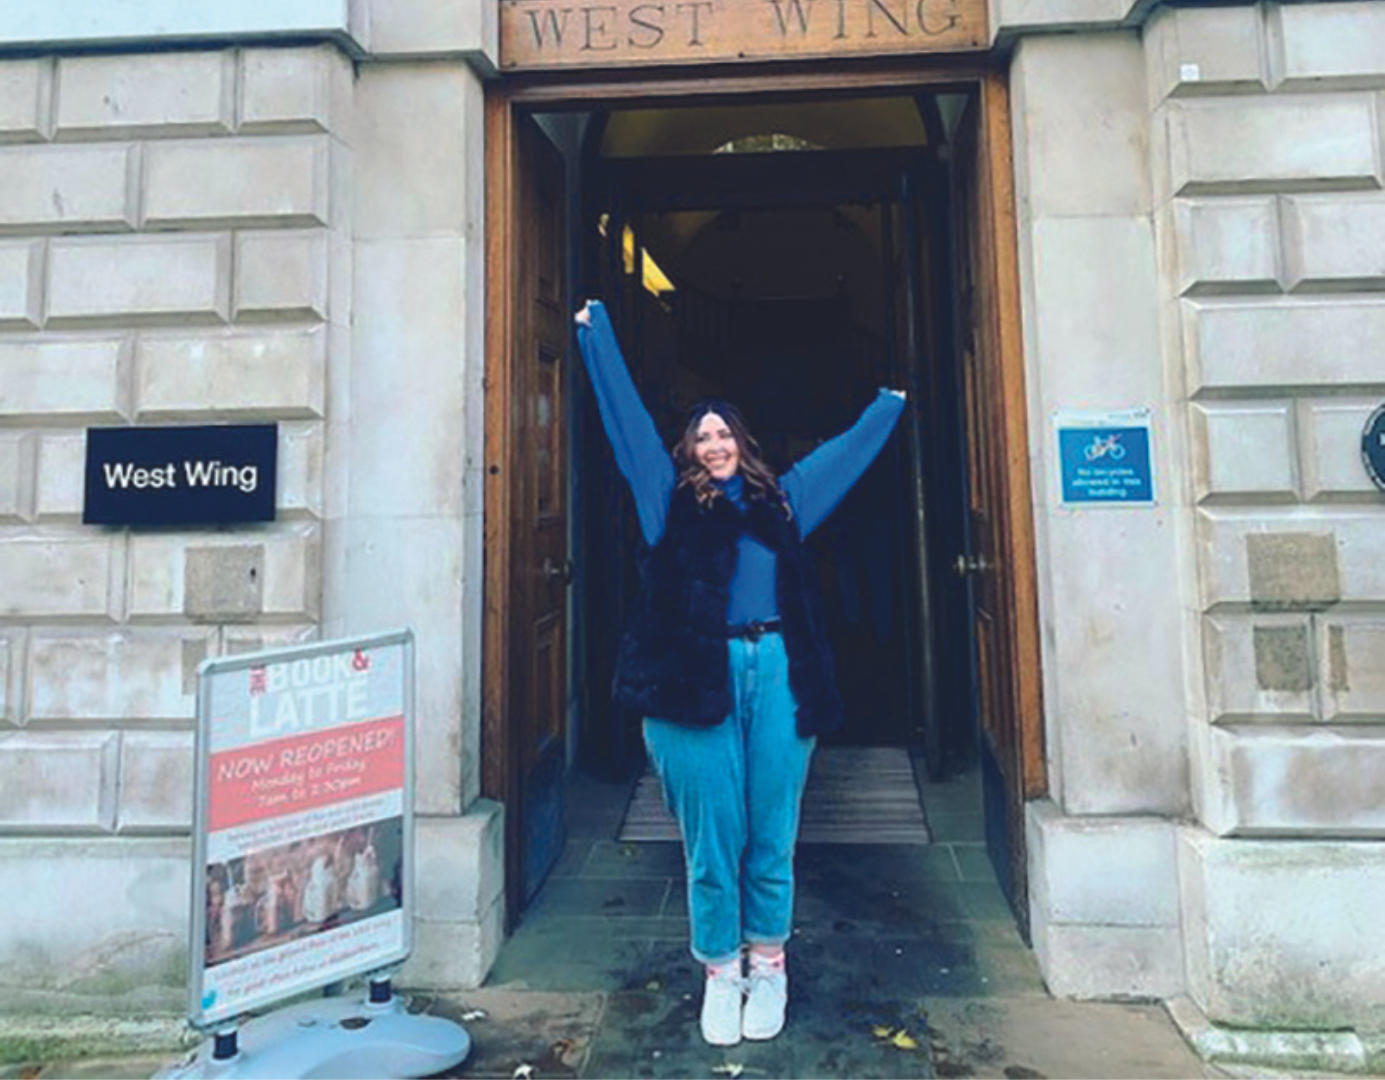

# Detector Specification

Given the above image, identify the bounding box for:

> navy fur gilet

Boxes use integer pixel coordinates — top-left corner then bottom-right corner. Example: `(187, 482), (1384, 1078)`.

(612, 482), (844, 737)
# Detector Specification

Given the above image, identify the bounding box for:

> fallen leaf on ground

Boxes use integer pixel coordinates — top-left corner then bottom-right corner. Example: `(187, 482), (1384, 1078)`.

(460, 1008), (488, 1021)
(645, 978), (661, 991)
(549, 1037), (583, 1067)
(513, 1063), (535, 1079)
(712, 1064), (745, 1078)
(870, 1025), (921, 1050)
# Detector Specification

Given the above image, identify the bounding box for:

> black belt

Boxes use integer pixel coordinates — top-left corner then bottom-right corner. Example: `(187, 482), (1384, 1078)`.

(725, 618), (782, 641)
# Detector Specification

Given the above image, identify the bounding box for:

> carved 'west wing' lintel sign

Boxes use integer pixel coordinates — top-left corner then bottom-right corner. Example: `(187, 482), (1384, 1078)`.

(499, 0), (988, 71)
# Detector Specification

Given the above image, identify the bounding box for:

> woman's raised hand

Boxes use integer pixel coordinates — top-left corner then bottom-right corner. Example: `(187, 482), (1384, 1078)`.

(574, 300), (595, 327)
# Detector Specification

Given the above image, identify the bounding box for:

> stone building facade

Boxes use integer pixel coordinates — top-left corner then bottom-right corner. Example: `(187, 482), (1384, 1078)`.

(0, 4), (499, 1013)
(1017, 5), (1385, 1041)
(0, 0), (1381, 1065)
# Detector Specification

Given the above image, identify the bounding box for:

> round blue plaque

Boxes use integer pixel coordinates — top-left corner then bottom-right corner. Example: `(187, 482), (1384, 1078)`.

(1364, 403), (1385, 491)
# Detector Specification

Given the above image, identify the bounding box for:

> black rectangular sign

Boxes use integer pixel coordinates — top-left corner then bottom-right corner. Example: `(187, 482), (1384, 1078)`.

(83, 424), (277, 526)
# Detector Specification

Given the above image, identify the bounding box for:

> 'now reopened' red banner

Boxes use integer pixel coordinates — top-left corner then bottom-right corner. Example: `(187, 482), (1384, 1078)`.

(208, 716), (405, 831)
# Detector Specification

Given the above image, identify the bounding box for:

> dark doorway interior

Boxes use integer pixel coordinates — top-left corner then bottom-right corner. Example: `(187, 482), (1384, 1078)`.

(566, 94), (978, 783)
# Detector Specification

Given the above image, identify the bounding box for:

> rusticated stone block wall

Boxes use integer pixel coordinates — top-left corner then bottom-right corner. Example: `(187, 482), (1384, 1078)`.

(1149, 1), (1385, 1031)
(1020, 3), (1385, 1019)
(1147, 1), (1385, 838)
(0, 45), (352, 1001)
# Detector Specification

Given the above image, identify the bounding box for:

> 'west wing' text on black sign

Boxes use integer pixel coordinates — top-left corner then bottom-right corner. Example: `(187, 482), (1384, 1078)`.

(83, 424), (277, 525)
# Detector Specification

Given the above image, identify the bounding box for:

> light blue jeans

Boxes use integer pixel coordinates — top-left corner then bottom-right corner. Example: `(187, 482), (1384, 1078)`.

(642, 632), (816, 965)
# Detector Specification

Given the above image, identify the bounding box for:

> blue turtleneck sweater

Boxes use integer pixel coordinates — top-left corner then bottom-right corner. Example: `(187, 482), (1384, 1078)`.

(576, 300), (905, 625)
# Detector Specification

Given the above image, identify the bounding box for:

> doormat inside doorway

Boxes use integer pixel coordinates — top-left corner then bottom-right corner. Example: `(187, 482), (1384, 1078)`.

(618, 746), (931, 844)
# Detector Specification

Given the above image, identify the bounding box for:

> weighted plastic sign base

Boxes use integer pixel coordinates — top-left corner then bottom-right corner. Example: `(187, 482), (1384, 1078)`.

(153, 996), (469, 1080)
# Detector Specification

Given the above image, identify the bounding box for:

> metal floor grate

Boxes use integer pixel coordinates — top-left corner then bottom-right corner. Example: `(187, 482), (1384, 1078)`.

(618, 746), (932, 844)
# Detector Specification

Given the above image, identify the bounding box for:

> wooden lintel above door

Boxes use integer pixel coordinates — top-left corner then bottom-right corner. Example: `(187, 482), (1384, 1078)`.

(499, 0), (987, 73)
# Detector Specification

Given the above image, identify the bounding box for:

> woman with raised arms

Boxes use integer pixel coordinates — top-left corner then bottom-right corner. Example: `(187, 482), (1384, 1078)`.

(574, 299), (905, 1046)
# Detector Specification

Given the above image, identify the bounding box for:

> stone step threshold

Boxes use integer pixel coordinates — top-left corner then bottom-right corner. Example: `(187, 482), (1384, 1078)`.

(1166, 995), (1381, 1077)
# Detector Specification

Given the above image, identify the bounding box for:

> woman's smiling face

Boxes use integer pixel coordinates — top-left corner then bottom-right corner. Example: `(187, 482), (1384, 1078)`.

(694, 412), (740, 480)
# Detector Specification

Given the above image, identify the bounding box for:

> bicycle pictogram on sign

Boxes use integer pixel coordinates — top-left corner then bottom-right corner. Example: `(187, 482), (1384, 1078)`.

(1083, 433), (1127, 463)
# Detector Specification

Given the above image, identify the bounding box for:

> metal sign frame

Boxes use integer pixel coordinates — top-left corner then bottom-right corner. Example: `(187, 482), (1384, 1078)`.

(188, 629), (416, 1030)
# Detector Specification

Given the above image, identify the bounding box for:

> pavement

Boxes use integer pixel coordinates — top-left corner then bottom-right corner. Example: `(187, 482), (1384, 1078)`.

(4, 766), (1222, 1080)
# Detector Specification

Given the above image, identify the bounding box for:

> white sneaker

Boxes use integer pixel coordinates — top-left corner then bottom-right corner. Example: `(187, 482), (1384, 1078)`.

(700, 961), (744, 1047)
(742, 952), (788, 1041)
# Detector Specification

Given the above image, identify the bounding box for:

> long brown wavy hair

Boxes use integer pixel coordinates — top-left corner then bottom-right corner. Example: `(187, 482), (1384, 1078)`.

(673, 398), (788, 513)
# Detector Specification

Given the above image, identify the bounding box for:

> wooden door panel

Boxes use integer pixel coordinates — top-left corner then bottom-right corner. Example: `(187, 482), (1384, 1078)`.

(973, 609), (999, 752)
(529, 614), (562, 761)
(514, 116), (570, 906)
(981, 75), (1044, 804)
(953, 78), (1042, 938)
(532, 349), (561, 517)
(964, 350), (986, 516)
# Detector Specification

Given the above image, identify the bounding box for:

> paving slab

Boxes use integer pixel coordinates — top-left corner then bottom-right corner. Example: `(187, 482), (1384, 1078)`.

(416, 989), (606, 1079)
(584, 987), (936, 1080)
(1, 767), (1249, 1080)
(923, 997), (1223, 1080)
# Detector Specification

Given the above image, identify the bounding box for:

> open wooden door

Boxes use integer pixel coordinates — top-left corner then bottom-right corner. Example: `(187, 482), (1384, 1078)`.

(952, 78), (1044, 936)
(485, 109), (571, 917)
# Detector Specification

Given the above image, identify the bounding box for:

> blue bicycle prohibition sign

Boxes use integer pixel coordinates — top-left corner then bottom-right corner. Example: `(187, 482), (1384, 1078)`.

(1056, 420), (1153, 505)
